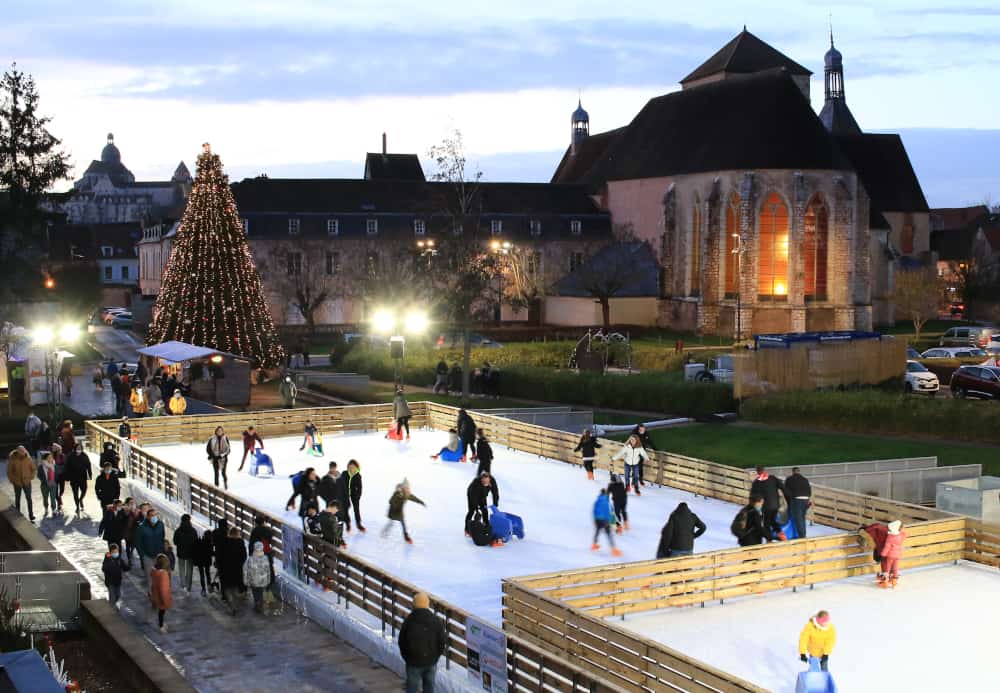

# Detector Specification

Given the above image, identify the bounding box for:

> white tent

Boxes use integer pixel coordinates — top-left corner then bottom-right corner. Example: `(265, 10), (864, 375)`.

(137, 341), (244, 364)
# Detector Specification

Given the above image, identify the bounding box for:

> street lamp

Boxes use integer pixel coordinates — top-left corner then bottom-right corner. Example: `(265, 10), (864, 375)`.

(32, 322), (79, 422)
(490, 241), (514, 321)
(371, 307), (429, 388)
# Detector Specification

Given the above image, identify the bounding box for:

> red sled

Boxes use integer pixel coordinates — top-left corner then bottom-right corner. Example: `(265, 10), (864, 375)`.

(386, 427), (404, 441)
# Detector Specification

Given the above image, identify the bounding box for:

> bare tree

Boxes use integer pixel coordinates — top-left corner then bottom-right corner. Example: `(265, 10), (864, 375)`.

(889, 266), (946, 340)
(269, 242), (338, 338)
(502, 245), (546, 316)
(567, 224), (641, 329)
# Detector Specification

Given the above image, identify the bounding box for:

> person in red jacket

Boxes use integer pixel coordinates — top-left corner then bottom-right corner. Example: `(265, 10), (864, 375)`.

(239, 425), (264, 471)
(879, 520), (905, 588)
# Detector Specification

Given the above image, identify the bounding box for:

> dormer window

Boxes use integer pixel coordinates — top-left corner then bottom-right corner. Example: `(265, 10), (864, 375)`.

(366, 218), (378, 235)
(100, 246), (114, 257)
(327, 219), (339, 236)
(288, 218), (300, 235)
(570, 220), (582, 235)
(529, 220), (542, 237)
(414, 219), (426, 236)
(490, 220), (503, 235)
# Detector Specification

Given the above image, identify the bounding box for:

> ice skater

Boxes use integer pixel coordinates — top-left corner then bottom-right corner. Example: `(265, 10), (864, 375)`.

(657, 502), (706, 558)
(612, 435), (648, 495)
(299, 421), (323, 455)
(591, 488), (622, 557)
(608, 473), (628, 533)
(798, 610), (836, 671)
(430, 429), (461, 461)
(573, 429), (602, 480)
(879, 520), (905, 588)
(382, 479), (425, 544)
(471, 429), (493, 476)
(239, 425), (264, 471)
(465, 472), (499, 537)
(456, 409), (476, 462)
(392, 388), (412, 440)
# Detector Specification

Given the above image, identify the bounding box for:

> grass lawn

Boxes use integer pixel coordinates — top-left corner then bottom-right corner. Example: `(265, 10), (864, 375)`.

(637, 423), (999, 476)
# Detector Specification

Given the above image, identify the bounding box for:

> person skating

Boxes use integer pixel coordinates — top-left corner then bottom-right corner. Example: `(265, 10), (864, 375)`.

(608, 473), (628, 534)
(304, 506), (322, 535)
(149, 553), (173, 633)
(612, 435), (648, 495)
(657, 502), (706, 558)
(6, 445), (35, 520)
(465, 472), (499, 538)
(732, 495), (767, 547)
(279, 375), (297, 408)
(137, 508), (165, 583)
(95, 461), (121, 508)
(335, 460), (364, 532)
(456, 409), (476, 461)
(288, 467), (320, 530)
(783, 467), (812, 538)
(317, 461), (340, 506)
(36, 451), (58, 517)
(393, 388), (413, 440)
(320, 500), (347, 548)
(398, 591), (447, 693)
(592, 489), (622, 557)
(193, 529), (215, 595)
(206, 426), (231, 489)
(64, 443), (92, 514)
(102, 542), (129, 606)
(218, 526), (247, 613)
(173, 514), (199, 592)
(244, 542), (272, 613)
(798, 610), (836, 671)
(879, 520), (905, 588)
(573, 429), (602, 481)
(430, 429), (460, 461)
(382, 479), (425, 544)
(298, 421), (323, 455)
(629, 423), (656, 487)
(750, 466), (785, 541)
(472, 429), (493, 476)
(239, 425), (264, 471)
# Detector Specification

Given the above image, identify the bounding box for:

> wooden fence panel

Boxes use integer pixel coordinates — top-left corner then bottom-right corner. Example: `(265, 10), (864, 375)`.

(964, 519), (1000, 568)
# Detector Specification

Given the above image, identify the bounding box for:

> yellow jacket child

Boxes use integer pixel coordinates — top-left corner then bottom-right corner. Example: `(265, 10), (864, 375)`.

(798, 610), (836, 665)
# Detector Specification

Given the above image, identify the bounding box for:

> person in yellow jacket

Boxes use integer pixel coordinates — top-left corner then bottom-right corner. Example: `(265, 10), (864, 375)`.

(129, 386), (149, 417)
(798, 610), (835, 671)
(168, 390), (187, 415)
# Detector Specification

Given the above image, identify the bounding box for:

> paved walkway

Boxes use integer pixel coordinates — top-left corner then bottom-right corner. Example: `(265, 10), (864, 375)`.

(0, 466), (401, 693)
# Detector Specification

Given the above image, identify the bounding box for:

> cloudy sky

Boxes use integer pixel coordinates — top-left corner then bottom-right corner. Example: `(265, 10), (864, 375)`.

(4, 0), (999, 206)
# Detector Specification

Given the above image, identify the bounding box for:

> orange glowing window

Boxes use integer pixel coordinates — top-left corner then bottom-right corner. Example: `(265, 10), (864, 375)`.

(758, 192), (789, 299)
(725, 194), (739, 296)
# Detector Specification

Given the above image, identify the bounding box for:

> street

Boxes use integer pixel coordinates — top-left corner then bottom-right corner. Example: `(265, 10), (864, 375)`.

(88, 324), (142, 365)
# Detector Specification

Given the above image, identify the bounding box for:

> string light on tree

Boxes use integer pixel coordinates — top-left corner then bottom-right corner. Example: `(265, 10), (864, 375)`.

(148, 143), (285, 368)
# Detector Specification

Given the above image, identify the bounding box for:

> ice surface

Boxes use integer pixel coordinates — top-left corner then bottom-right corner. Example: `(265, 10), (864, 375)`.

(620, 561), (1000, 693)
(147, 430), (839, 624)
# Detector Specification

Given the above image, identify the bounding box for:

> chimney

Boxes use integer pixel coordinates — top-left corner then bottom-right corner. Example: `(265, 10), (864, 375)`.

(382, 132), (387, 155)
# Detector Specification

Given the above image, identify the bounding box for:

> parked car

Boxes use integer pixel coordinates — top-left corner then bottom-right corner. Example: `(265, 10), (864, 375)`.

(921, 347), (987, 359)
(906, 346), (922, 360)
(986, 333), (1000, 349)
(949, 302), (965, 317)
(904, 360), (939, 395)
(103, 308), (130, 324)
(685, 355), (734, 384)
(938, 326), (996, 348)
(950, 365), (1000, 399)
(110, 312), (133, 329)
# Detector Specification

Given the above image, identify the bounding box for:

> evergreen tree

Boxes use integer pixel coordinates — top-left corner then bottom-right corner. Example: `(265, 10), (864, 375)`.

(149, 144), (284, 368)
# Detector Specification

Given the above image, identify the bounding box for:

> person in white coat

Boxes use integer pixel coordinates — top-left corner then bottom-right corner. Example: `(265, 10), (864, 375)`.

(612, 435), (648, 496)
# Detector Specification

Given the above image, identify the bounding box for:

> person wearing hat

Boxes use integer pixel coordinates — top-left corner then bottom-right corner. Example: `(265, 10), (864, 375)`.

(398, 591), (447, 693)
(880, 520), (906, 588)
(168, 389), (187, 415)
(243, 540), (272, 613)
(798, 610), (835, 671)
(279, 375), (297, 409)
(393, 387), (413, 440)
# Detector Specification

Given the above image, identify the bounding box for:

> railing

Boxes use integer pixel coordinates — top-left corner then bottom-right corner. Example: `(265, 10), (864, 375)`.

(965, 519), (1000, 567)
(85, 411), (624, 693)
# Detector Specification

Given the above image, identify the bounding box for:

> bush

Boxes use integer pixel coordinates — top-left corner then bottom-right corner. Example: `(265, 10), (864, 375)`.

(741, 389), (1000, 444)
(308, 382), (383, 405)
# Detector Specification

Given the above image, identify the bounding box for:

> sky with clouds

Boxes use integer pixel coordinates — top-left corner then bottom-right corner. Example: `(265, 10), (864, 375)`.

(4, 0), (999, 206)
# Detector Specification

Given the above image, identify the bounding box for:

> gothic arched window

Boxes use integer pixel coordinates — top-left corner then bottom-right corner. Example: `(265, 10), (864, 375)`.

(758, 192), (789, 299)
(804, 195), (829, 300)
(725, 193), (740, 297)
(690, 195), (702, 296)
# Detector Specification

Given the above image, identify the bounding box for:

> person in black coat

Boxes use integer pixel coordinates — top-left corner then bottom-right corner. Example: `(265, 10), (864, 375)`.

(630, 424), (656, 487)
(734, 496), (767, 547)
(464, 472), (499, 535)
(317, 462), (340, 505)
(99, 500), (125, 550)
(99, 442), (120, 471)
(398, 592), (447, 690)
(102, 543), (130, 605)
(64, 444), (92, 513)
(456, 409), (476, 460)
(192, 529), (215, 595)
(218, 527), (247, 610)
(335, 460), (364, 532)
(472, 429), (493, 476)
(292, 469), (320, 531)
(94, 462), (121, 508)
(573, 429), (602, 480)
(657, 502), (706, 558)
(172, 513), (199, 592)
(750, 466), (785, 541)
(608, 473), (628, 532)
(249, 515), (276, 587)
(783, 467), (813, 538)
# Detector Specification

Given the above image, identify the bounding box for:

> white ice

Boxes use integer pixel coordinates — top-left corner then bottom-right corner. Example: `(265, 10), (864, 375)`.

(620, 561), (1000, 693)
(147, 429), (840, 624)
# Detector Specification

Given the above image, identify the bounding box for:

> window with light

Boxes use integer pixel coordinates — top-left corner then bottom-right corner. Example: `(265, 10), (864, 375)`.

(725, 193), (740, 297)
(804, 196), (829, 300)
(758, 192), (789, 300)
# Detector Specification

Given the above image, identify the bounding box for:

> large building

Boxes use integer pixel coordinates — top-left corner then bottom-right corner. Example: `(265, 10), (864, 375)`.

(552, 29), (929, 335)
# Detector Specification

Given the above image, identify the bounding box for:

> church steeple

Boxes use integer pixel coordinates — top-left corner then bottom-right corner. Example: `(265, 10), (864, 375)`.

(570, 99), (589, 155)
(819, 29), (861, 135)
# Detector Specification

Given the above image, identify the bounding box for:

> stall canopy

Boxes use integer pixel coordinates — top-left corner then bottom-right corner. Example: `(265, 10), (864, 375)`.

(137, 341), (245, 364)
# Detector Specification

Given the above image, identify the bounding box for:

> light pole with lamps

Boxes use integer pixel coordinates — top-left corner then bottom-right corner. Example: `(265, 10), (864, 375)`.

(489, 240), (513, 321)
(371, 308), (429, 388)
(32, 323), (80, 422)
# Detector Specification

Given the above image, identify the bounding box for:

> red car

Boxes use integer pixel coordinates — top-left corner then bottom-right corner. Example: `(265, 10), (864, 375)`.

(950, 365), (1000, 399)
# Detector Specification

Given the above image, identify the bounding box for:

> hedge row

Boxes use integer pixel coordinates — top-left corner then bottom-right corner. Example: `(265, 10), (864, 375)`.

(740, 389), (1000, 445)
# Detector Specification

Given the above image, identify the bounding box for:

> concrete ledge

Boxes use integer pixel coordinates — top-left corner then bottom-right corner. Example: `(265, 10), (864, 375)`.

(0, 493), (58, 552)
(80, 600), (197, 693)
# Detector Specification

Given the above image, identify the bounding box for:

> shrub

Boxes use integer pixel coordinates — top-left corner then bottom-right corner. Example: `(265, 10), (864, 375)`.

(308, 382), (383, 405)
(741, 389), (1000, 444)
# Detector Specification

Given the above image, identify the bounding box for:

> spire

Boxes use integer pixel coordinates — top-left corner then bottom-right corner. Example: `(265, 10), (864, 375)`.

(570, 98), (590, 155)
(819, 30), (861, 135)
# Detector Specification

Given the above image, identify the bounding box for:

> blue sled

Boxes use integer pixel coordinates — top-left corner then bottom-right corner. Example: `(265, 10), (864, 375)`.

(781, 515), (799, 540)
(250, 450), (275, 477)
(438, 448), (463, 462)
(489, 505), (525, 542)
(795, 657), (837, 693)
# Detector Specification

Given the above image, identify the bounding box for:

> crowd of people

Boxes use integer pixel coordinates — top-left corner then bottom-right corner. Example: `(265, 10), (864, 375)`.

(94, 360), (190, 419)
(431, 359), (501, 398)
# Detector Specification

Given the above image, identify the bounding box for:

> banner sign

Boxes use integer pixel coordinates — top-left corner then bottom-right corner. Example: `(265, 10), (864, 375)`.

(466, 615), (508, 692)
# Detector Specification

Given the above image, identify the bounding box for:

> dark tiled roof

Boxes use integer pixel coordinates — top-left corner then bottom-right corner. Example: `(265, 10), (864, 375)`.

(835, 134), (929, 213)
(819, 98), (862, 136)
(550, 127), (626, 185)
(81, 159), (134, 186)
(930, 205), (990, 231)
(363, 153), (425, 181)
(553, 242), (659, 297)
(575, 72), (851, 182)
(870, 207), (891, 230)
(48, 222), (141, 261)
(931, 227), (978, 261)
(681, 30), (811, 84)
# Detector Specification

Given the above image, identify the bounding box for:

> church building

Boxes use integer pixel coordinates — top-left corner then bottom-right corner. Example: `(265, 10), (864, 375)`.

(552, 29), (929, 335)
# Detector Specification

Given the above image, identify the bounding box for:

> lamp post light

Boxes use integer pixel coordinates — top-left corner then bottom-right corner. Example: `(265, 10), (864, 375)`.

(489, 240), (514, 322)
(371, 308), (428, 388)
(33, 322), (80, 422)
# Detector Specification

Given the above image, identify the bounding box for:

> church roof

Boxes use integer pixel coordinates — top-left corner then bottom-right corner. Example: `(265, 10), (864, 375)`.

(680, 29), (812, 85)
(553, 241), (660, 297)
(819, 98), (861, 136)
(835, 134), (928, 213)
(81, 158), (135, 187)
(551, 127), (625, 185)
(363, 153), (426, 181)
(930, 205), (990, 231)
(931, 226), (979, 261)
(172, 161), (192, 182)
(558, 71), (850, 183)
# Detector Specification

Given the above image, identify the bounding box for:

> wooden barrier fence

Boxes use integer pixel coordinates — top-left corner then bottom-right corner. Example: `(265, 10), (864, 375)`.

(965, 519), (1000, 568)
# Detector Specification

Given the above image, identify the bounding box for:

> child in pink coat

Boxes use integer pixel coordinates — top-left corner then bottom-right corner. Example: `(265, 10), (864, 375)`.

(879, 520), (905, 588)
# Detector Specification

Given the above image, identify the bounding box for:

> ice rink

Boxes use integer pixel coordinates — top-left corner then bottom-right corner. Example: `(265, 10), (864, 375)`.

(620, 561), (1000, 692)
(148, 429), (840, 623)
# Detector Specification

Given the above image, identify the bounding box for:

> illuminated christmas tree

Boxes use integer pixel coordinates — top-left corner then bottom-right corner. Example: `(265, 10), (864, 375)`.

(149, 144), (285, 368)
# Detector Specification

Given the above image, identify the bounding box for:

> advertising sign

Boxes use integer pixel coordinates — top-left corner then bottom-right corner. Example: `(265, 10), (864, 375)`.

(466, 615), (507, 693)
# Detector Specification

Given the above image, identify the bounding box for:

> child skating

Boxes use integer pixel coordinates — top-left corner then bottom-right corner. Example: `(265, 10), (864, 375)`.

(879, 520), (905, 588)
(382, 479), (426, 544)
(608, 473), (628, 533)
(592, 488), (622, 557)
(573, 429), (602, 480)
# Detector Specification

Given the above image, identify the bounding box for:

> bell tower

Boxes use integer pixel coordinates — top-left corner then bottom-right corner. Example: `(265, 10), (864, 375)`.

(571, 99), (589, 155)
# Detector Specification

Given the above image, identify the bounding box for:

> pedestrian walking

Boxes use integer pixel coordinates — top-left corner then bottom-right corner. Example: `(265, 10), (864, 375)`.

(117, 416), (132, 442)
(24, 411), (41, 455)
(137, 508), (166, 583)
(173, 514), (198, 592)
(433, 359), (448, 394)
(398, 592), (447, 693)
(51, 443), (66, 512)
(248, 515), (275, 589)
(591, 488), (622, 557)
(99, 499), (126, 551)
(129, 386), (149, 417)
(149, 554), (173, 633)
(239, 425), (264, 471)
(656, 502), (706, 558)
(612, 435), (648, 495)
(64, 443), (92, 514)
(102, 543), (129, 606)
(36, 451), (58, 517)
(750, 466), (785, 542)
(99, 441), (120, 471)
(59, 419), (75, 451)
(205, 426), (231, 489)
(95, 461), (121, 508)
(573, 429), (602, 480)
(122, 498), (141, 567)
(798, 610), (836, 671)
(244, 542), (271, 613)
(279, 375), (297, 408)
(193, 529), (215, 595)
(218, 526), (247, 613)
(7, 446), (36, 521)
(93, 366), (105, 391)
(783, 467), (812, 538)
